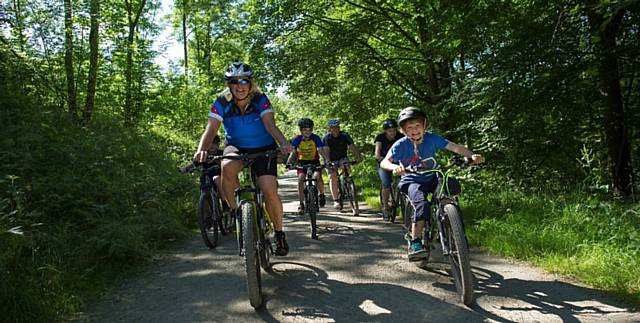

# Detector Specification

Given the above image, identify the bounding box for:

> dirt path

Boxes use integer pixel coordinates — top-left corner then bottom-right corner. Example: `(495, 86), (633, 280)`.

(85, 171), (638, 322)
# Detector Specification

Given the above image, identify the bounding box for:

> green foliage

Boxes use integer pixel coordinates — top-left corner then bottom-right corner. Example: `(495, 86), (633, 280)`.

(0, 58), (196, 321)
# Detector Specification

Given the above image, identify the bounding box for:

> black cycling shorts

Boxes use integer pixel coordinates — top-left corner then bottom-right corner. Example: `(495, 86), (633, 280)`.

(223, 144), (278, 177)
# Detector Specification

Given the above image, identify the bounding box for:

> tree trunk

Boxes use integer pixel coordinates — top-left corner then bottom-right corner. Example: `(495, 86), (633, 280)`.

(63, 0), (77, 119)
(124, 0), (147, 126)
(182, 0), (188, 75)
(84, 0), (99, 123)
(12, 0), (26, 52)
(589, 6), (634, 197)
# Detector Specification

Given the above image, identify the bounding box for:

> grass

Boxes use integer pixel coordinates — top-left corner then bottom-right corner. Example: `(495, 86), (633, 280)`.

(463, 188), (640, 305)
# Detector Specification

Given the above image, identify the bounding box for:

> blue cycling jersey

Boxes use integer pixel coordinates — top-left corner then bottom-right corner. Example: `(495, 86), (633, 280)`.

(208, 92), (275, 149)
(386, 133), (448, 184)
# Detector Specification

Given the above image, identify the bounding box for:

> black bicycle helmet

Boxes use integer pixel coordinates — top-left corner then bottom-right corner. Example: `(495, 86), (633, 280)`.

(382, 119), (398, 130)
(298, 118), (314, 129)
(397, 107), (427, 127)
(224, 61), (254, 80)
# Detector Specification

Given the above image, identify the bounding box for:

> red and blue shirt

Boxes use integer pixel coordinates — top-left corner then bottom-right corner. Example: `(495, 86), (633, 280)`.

(208, 92), (275, 149)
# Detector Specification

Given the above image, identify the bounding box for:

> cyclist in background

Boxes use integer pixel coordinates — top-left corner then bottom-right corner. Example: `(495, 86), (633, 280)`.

(380, 107), (483, 261)
(374, 119), (404, 220)
(287, 118), (328, 214)
(322, 119), (363, 211)
(193, 61), (293, 256)
(182, 135), (224, 194)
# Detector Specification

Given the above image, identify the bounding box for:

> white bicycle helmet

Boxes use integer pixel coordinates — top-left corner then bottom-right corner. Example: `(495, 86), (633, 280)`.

(327, 119), (340, 127)
(224, 61), (254, 80)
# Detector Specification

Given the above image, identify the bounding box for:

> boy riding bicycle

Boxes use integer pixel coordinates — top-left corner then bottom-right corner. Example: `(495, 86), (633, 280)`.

(287, 118), (329, 214)
(380, 107), (483, 261)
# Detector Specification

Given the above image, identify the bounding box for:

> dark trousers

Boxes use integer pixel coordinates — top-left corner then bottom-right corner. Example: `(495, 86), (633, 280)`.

(400, 178), (438, 223)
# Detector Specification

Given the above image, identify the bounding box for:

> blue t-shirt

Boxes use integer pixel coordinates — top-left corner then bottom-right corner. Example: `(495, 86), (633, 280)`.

(386, 133), (448, 184)
(208, 92), (276, 149)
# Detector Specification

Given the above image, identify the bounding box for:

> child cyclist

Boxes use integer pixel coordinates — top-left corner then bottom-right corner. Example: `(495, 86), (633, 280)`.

(287, 118), (329, 214)
(380, 107), (483, 261)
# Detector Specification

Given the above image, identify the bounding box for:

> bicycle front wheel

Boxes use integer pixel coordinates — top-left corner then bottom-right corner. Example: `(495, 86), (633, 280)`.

(347, 179), (359, 215)
(258, 210), (271, 271)
(443, 204), (474, 306)
(401, 194), (413, 232)
(198, 193), (219, 249)
(389, 187), (400, 223)
(305, 185), (319, 239)
(241, 202), (263, 308)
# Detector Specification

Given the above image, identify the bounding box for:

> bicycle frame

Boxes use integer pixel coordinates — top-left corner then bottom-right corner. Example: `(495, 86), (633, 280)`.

(328, 161), (358, 214)
(397, 156), (475, 305)
(212, 152), (276, 256)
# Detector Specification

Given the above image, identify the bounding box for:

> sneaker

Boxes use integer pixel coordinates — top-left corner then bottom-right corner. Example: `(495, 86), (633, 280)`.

(382, 208), (389, 221)
(319, 194), (326, 207)
(298, 203), (305, 215)
(333, 201), (341, 210)
(275, 231), (289, 256)
(408, 239), (428, 261)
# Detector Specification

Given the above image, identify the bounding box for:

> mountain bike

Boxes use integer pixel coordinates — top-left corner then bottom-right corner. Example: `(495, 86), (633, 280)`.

(327, 160), (359, 215)
(183, 159), (229, 249)
(397, 156), (475, 306)
(291, 163), (324, 239)
(212, 150), (278, 309)
(379, 174), (400, 222)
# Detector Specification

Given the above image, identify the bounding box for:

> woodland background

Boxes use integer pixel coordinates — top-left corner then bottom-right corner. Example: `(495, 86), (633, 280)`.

(1, 1), (639, 321)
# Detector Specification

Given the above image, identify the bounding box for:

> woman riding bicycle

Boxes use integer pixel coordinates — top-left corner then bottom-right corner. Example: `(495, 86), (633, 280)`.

(380, 107), (483, 261)
(287, 118), (329, 214)
(374, 119), (404, 220)
(193, 61), (293, 256)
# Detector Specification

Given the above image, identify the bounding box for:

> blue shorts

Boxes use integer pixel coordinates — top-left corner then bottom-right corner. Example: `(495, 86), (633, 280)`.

(378, 167), (392, 189)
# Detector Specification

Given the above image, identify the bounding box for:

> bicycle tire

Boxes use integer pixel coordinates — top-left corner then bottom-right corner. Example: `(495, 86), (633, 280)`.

(305, 185), (319, 239)
(198, 193), (219, 249)
(347, 179), (359, 215)
(389, 187), (400, 223)
(401, 194), (413, 232)
(378, 185), (385, 218)
(337, 178), (344, 211)
(258, 210), (271, 271)
(241, 202), (263, 308)
(443, 204), (474, 306)
(212, 192), (226, 236)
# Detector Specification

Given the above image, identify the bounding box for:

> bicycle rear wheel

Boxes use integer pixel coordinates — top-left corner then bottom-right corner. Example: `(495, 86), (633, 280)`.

(240, 202), (263, 308)
(305, 185), (319, 239)
(212, 192), (226, 236)
(443, 204), (474, 306)
(198, 193), (219, 249)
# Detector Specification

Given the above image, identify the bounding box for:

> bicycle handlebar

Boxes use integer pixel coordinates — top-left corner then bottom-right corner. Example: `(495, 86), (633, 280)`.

(325, 160), (359, 168)
(403, 156), (474, 175)
(288, 163), (325, 171)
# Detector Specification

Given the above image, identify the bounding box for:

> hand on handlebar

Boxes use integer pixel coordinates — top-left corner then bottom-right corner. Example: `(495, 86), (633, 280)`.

(470, 154), (484, 165)
(193, 150), (208, 163)
(279, 143), (293, 155)
(392, 164), (406, 177)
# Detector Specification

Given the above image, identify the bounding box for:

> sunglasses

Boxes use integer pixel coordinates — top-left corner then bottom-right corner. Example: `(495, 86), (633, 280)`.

(228, 78), (251, 85)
